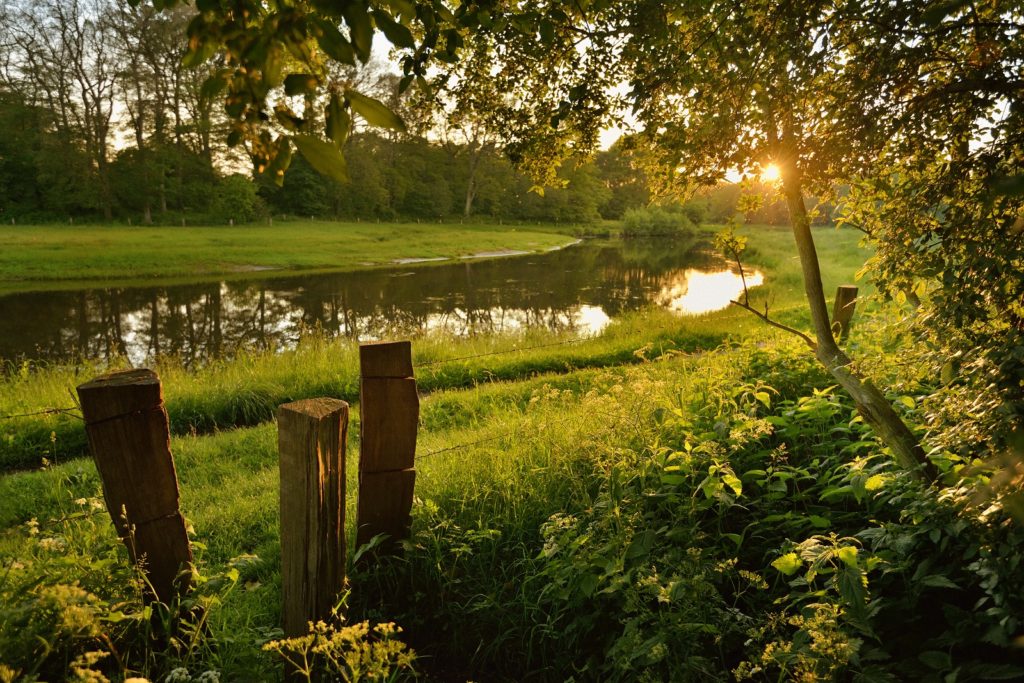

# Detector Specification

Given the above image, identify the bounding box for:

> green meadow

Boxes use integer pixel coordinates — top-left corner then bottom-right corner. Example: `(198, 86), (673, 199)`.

(0, 220), (574, 291)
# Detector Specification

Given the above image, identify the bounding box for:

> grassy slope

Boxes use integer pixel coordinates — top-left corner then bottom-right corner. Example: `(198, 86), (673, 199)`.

(0, 220), (573, 289)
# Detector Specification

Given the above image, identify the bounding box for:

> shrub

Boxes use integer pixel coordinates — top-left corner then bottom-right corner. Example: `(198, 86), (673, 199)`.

(621, 206), (693, 236)
(210, 175), (265, 224)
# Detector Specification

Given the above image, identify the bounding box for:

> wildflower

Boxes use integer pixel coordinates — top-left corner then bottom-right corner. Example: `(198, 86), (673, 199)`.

(164, 668), (191, 683)
(39, 536), (67, 552)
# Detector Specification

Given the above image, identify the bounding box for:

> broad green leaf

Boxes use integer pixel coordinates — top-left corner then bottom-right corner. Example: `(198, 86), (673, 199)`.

(265, 137), (292, 187)
(920, 574), (960, 589)
(771, 552), (801, 576)
(292, 134), (348, 183)
(991, 174), (1024, 197)
(808, 514), (831, 528)
(625, 529), (655, 560)
(864, 474), (887, 491)
(372, 9), (415, 48)
(345, 89), (407, 132)
(837, 545), (859, 568)
(316, 21), (356, 65)
(199, 72), (227, 101)
(326, 93), (350, 145)
(722, 472), (742, 496)
(753, 391), (771, 408)
(343, 3), (373, 62)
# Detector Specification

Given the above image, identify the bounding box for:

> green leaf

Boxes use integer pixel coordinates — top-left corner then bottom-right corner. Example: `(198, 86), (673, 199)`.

(372, 9), (415, 48)
(316, 21), (356, 65)
(808, 514), (831, 528)
(539, 18), (555, 44)
(345, 89), (407, 132)
(292, 134), (348, 183)
(864, 474), (887, 491)
(753, 391), (771, 408)
(265, 138), (292, 187)
(199, 72), (228, 101)
(990, 174), (1024, 197)
(284, 74), (318, 97)
(920, 574), (960, 590)
(625, 529), (655, 560)
(837, 545), (859, 568)
(919, 650), (952, 671)
(771, 552), (802, 576)
(343, 3), (374, 62)
(722, 472), (742, 496)
(326, 93), (350, 145)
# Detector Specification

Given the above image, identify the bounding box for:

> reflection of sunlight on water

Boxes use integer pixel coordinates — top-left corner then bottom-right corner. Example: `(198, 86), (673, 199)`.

(659, 269), (764, 315)
(575, 305), (611, 333)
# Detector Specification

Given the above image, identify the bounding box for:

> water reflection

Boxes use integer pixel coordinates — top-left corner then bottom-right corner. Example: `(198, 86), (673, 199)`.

(0, 238), (761, 367)
(658, 269), (765, 315)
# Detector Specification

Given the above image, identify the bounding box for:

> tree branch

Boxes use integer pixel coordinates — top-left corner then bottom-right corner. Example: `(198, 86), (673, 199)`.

(728, 298), (818, 350)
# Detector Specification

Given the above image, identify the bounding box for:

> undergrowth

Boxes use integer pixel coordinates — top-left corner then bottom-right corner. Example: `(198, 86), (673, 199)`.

(2, 327), (1020, 680)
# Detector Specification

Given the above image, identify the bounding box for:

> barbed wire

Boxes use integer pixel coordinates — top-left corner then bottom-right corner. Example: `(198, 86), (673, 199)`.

(0, 406), (83, 422)
(415, 431), (515, 460)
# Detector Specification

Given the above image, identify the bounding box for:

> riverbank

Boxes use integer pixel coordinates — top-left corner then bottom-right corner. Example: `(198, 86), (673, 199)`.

(0, 224), (867, 471)
(0, 220), (575, 291)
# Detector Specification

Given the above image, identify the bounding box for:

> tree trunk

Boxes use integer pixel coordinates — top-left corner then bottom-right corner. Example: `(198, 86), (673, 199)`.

(779, 139), (935, 480)
(464, 144), (482, 218)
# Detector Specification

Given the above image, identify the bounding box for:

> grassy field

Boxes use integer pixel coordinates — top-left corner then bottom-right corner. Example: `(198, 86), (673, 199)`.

(0, 220), (574, 290)
(0, 224), (870, 471)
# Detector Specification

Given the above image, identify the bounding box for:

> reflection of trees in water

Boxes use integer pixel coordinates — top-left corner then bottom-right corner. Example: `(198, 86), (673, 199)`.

(0, 238), (731, 367)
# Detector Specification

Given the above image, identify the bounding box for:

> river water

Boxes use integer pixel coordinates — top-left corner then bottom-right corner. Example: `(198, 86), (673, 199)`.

(0, 237), (761, 367)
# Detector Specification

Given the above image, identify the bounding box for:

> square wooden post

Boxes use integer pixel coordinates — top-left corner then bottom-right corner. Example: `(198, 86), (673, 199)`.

(77, 369), (192, 604)
(832, 285), (859, 341)
(356, 341), (418, 551)
(277, 398), (349, 638)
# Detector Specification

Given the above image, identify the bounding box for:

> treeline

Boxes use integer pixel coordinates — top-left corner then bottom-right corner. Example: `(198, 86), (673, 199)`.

(0, 0), (823, 226)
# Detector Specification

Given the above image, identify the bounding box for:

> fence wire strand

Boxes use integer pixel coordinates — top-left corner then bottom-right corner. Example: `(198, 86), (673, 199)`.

(0, 406), (83, 421)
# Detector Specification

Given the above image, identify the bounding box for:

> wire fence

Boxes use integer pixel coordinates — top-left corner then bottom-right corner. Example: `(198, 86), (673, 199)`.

(0, 406), (82, 422)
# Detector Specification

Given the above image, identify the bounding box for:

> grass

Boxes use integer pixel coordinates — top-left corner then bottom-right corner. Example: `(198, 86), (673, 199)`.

(0, 220), (574, 291)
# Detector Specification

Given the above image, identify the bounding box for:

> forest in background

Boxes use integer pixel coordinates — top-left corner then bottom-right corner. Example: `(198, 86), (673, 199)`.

(0, 0), (822, 227)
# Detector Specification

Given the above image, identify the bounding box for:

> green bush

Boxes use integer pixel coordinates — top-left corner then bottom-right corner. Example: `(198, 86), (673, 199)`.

(210, 174), (265, 224)
(621, 206), (693, 236)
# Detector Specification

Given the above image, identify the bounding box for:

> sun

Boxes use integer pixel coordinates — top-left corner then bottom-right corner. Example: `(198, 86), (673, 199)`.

(760, 163), (781, 182)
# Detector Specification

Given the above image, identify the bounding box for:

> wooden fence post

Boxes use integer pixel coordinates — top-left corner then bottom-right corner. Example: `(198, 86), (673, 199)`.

(277, 398), (349, 638)
(356, 341), (418, 552)
(832, 285), (858, 341)
(77, 369), (192, 604)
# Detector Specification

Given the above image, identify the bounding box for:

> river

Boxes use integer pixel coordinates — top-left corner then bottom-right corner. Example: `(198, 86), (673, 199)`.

(0, 236), (761, 367)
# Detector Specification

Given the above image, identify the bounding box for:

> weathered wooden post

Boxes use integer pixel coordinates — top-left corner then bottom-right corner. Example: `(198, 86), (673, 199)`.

(277, 398), (349, 638)
(356, 341), (418, 552)
(77, 369), (192, 603)
(832, 285), (858, 341)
